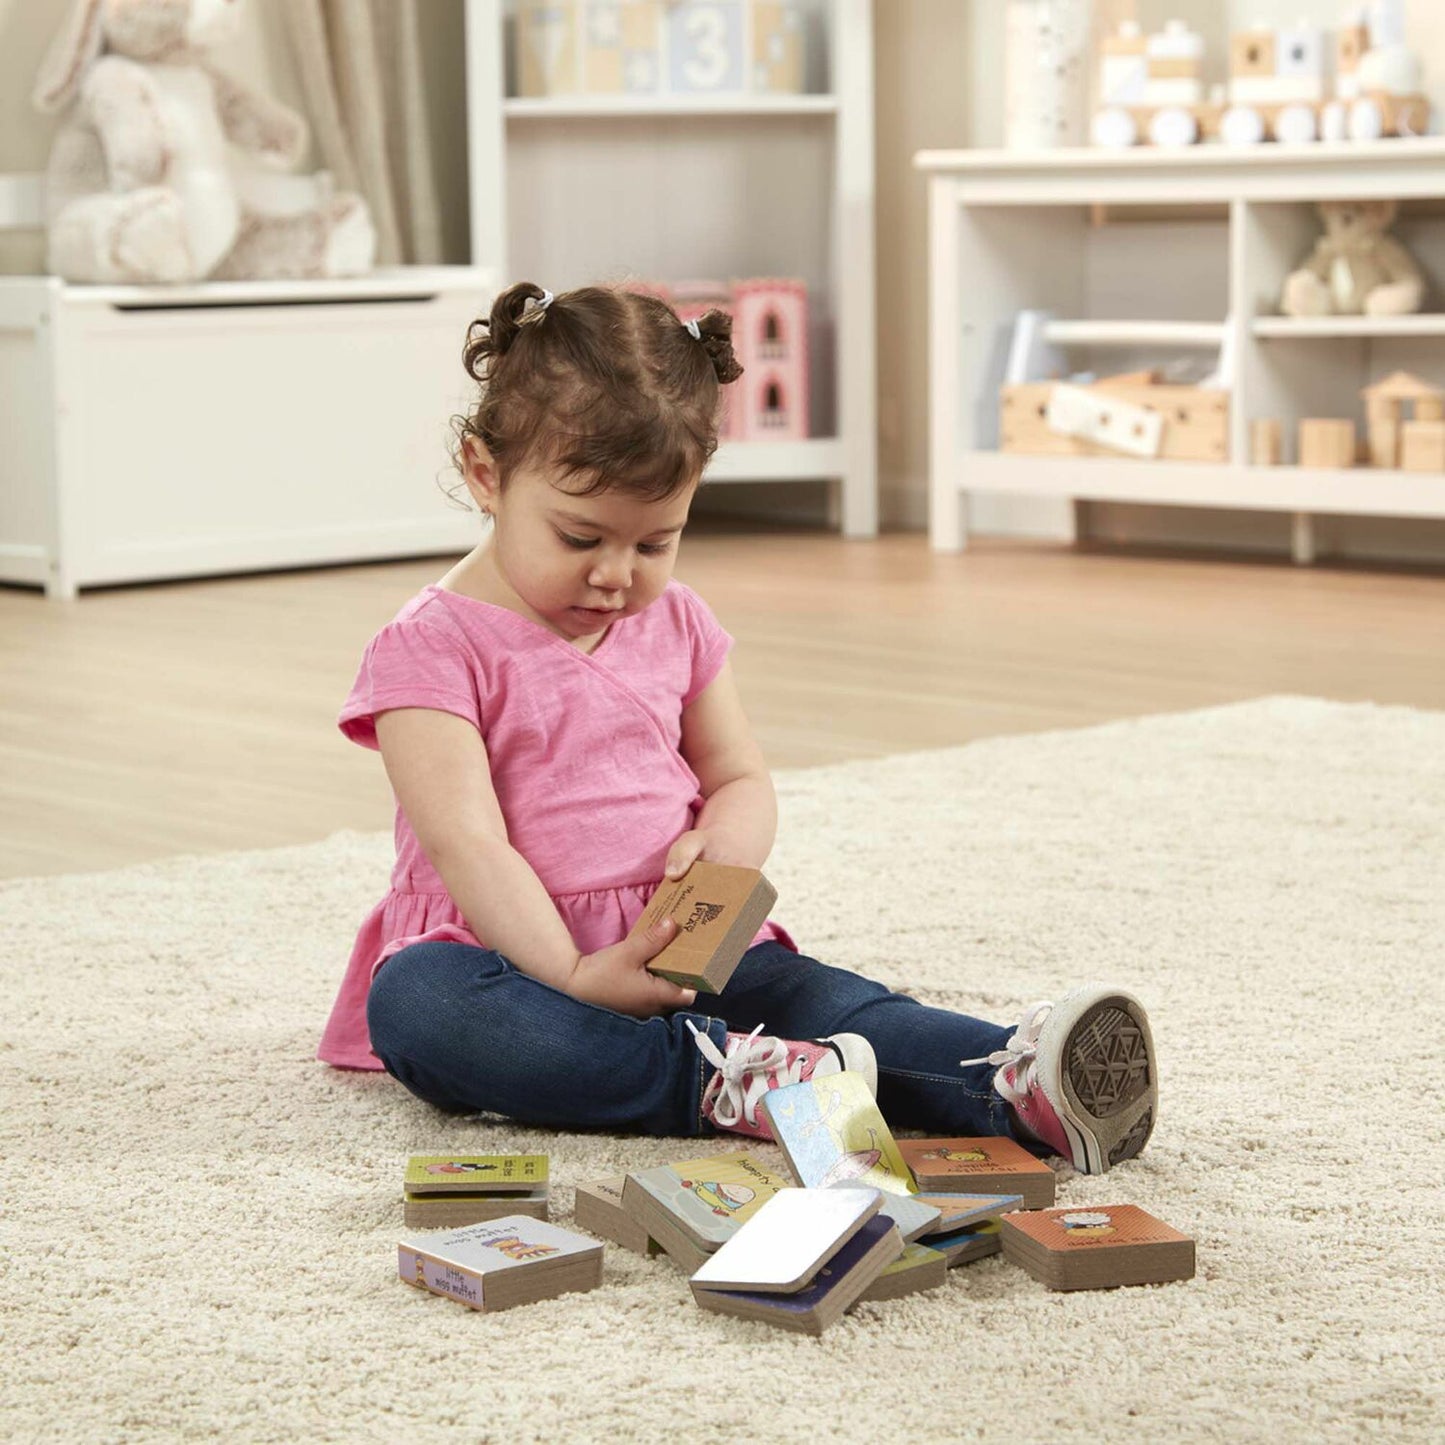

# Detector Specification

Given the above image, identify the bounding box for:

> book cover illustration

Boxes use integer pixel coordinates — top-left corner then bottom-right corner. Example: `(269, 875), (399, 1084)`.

(1003, 1205), (1191, 1253)
(627, 1151), (790, 1246)
(760, 1071), (917, 1194)
(404, 1155), (549, 1193)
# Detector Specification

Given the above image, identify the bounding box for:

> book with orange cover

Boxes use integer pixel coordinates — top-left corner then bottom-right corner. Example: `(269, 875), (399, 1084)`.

(897, 1136), (1056, 1209)
(999, 1205), (1195, 1290)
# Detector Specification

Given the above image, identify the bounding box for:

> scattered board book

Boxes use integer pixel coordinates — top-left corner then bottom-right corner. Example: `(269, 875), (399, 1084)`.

(633, 859), (777, 993)
(999, 1205), (1196, 1291)
(761, 1072), (1023, 1260)
(620, 1150), (791, 1273)
(897, 1136), (1057, 1209)
(574, 1176), (659, 1256)
(402, 1154), (549, 1229)
(398, 1216), (603, 1312)
(690, 1187), (903, 1335)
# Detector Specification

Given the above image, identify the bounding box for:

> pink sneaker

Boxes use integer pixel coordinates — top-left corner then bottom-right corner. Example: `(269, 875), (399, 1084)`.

(962, 985), (1157, 1174)
(686, 1021), (878, 1141)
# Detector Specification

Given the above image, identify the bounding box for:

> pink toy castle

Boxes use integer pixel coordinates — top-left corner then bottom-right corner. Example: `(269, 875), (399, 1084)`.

(628, 276), (811, 441)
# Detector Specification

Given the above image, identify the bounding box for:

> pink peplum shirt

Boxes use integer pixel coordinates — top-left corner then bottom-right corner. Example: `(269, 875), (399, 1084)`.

(318, 579), (790, 1069)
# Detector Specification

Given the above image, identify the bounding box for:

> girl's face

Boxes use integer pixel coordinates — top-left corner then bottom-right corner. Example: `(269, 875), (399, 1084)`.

(464, 442), (697, 648)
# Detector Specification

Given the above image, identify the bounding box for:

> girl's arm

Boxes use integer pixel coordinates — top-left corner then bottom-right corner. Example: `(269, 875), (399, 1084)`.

(375, 708), (693, 1017)
(667, 658), (778, 878)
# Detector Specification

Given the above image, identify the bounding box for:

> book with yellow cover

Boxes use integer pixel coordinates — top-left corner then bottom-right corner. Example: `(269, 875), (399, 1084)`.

(620, 1150), (791, 1272)
(404, 1155), (549, 1194)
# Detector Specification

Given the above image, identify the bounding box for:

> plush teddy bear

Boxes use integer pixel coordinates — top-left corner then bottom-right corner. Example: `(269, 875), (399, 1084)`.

(1281, 200), (1425, 318)
(32, 0), (375, 284)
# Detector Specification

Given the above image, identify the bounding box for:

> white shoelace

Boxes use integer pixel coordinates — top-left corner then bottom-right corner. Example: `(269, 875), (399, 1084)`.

(686, 1021), (805, 1128)
(959, 1000), (1053, 1106)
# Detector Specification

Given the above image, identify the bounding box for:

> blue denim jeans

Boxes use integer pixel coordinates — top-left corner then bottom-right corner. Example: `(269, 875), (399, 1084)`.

(367, 939), (1021, 1141)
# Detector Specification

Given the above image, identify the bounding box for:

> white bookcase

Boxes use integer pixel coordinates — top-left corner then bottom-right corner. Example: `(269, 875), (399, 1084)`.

(463, 0), (877, 537)
(915, 139), (1445, 565)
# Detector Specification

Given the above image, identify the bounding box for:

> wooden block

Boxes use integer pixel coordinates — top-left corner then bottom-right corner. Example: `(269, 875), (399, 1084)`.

(1298, 418), (1356, 470)
(1147, 56), (1200, 80)
(1415, 397), (1445, 423)
(581, 1), (663, 95)
(1336, 24), (1368, 77)
(517, 1), (579, 96)
(1250, 418), (1282, 467)
(1400, 420), (1445, 472)
(752, 1), (803, 92)
(1368, 418), (1401, 470)
(665, 0), (746, 93)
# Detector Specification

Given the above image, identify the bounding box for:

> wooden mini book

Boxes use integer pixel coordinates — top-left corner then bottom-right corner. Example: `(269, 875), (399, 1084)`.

(999, 1205), (1196, 1291)
(620, 1150), (791, 1273)
(762, 1074), (1024, 1244)
(574, 1176), (659, 1257)
(897, 1136), (1057, 1209)
(397, 1215), (603, 1313)
(690, 1191), (903, 1336)
(861, 1241), (949, 1303)
(633, 860), (777, 993)
(402, 1154), (550, 1229)
(691, 1187), (883, 1293)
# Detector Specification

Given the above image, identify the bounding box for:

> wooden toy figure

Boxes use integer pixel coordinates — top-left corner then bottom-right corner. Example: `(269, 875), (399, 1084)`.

(729, 278), (810, 441)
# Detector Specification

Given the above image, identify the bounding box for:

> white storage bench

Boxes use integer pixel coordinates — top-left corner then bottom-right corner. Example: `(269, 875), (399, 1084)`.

(0, 266), (495, 598)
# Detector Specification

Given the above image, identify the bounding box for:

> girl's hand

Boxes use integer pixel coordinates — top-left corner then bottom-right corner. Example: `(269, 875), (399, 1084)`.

(567, 917), (697, 1019)
(664, 828), (755, 878)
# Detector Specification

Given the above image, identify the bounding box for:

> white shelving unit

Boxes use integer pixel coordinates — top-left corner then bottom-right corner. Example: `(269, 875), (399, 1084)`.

(915, 139), (1445, 565)
(464, 0), (877, 537)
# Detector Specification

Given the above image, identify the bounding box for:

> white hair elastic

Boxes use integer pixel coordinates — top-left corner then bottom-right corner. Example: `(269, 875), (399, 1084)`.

(684, 319), (701, 340)
(534, 288), (554, 311)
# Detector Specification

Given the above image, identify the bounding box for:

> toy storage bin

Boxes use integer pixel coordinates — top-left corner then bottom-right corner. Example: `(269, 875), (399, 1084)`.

(0, 267), (495, 598)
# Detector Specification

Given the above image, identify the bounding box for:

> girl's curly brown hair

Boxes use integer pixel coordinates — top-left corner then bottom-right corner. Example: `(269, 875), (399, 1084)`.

(454, 281), (744, 501)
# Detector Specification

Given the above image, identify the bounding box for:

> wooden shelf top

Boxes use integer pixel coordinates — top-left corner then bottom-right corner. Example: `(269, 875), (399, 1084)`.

(505, 94), (837, 120)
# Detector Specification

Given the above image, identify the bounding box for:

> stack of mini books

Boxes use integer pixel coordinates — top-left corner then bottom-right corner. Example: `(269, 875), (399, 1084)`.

(758, 1072), (1024, 1286)
(618, 1150), (791, 1272)
(402, 1154), (549, 1229)
(398, 1216), (603, 1312)
(999, 1205), (1196, 1290)
(897, 1135), (1057, 1209)
(573, 1176), (660, 1256)
(689, 1186), (903, 1335)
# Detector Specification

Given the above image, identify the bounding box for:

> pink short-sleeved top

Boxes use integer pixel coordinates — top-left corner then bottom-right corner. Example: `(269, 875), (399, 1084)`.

(317, 578), (790, 1069)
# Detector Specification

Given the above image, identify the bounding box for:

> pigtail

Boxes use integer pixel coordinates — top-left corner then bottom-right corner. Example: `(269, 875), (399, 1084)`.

(693, 309), (744, 384)
(462, 280), (550, 384)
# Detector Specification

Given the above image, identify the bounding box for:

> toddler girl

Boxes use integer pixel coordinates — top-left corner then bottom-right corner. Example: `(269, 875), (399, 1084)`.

(318, 281), (1158, 1175)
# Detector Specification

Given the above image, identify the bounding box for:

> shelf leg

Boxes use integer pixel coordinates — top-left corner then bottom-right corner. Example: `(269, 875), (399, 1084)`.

(1290, 512), (1316, 567)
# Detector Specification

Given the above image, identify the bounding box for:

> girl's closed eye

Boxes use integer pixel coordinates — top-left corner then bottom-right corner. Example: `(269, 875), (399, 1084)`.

(557, 530), (599, 550)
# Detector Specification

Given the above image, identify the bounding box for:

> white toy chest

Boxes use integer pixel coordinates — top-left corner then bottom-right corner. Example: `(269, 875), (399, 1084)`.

(0, 266), (495, 598)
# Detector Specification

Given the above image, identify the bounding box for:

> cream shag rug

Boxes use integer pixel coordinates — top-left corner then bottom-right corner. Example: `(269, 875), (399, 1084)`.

(3, 697), (1442, 1444)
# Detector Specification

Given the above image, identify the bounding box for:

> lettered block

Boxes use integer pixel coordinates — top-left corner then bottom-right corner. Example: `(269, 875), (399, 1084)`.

(666, 0), (746, 93)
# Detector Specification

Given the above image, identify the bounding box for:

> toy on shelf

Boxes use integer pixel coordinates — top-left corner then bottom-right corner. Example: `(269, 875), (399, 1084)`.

(1091, 3), (1430, 150)
(1280, 200), (1425, 318)
(1363, 371), (1445, 470)
(1251, 417), (1284, 466)
(515, 1), (804, 99)
(998, 311), (1230, 464)
(1298, 417), (1357, 468)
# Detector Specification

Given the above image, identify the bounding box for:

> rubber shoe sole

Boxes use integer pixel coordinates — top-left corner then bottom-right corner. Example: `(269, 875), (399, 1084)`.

(1034, 987), (1157, 1174)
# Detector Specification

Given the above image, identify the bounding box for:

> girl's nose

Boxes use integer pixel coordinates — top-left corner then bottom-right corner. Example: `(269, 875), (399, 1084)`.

(588, 551), (632, 591)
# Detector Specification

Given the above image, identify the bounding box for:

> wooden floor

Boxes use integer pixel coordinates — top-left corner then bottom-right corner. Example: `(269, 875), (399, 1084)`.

(3, 529), (1442, 879)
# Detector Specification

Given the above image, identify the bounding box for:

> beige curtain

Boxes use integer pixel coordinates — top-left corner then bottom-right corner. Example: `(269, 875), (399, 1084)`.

(283, 0), (444, 265)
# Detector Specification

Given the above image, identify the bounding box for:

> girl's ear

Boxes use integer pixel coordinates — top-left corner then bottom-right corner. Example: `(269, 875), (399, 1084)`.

(461, 436), (502, 513)
(33, 0), (107, 113)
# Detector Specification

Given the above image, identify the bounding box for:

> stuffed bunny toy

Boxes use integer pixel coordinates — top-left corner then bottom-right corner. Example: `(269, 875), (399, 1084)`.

(33, 0), (376, 284)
